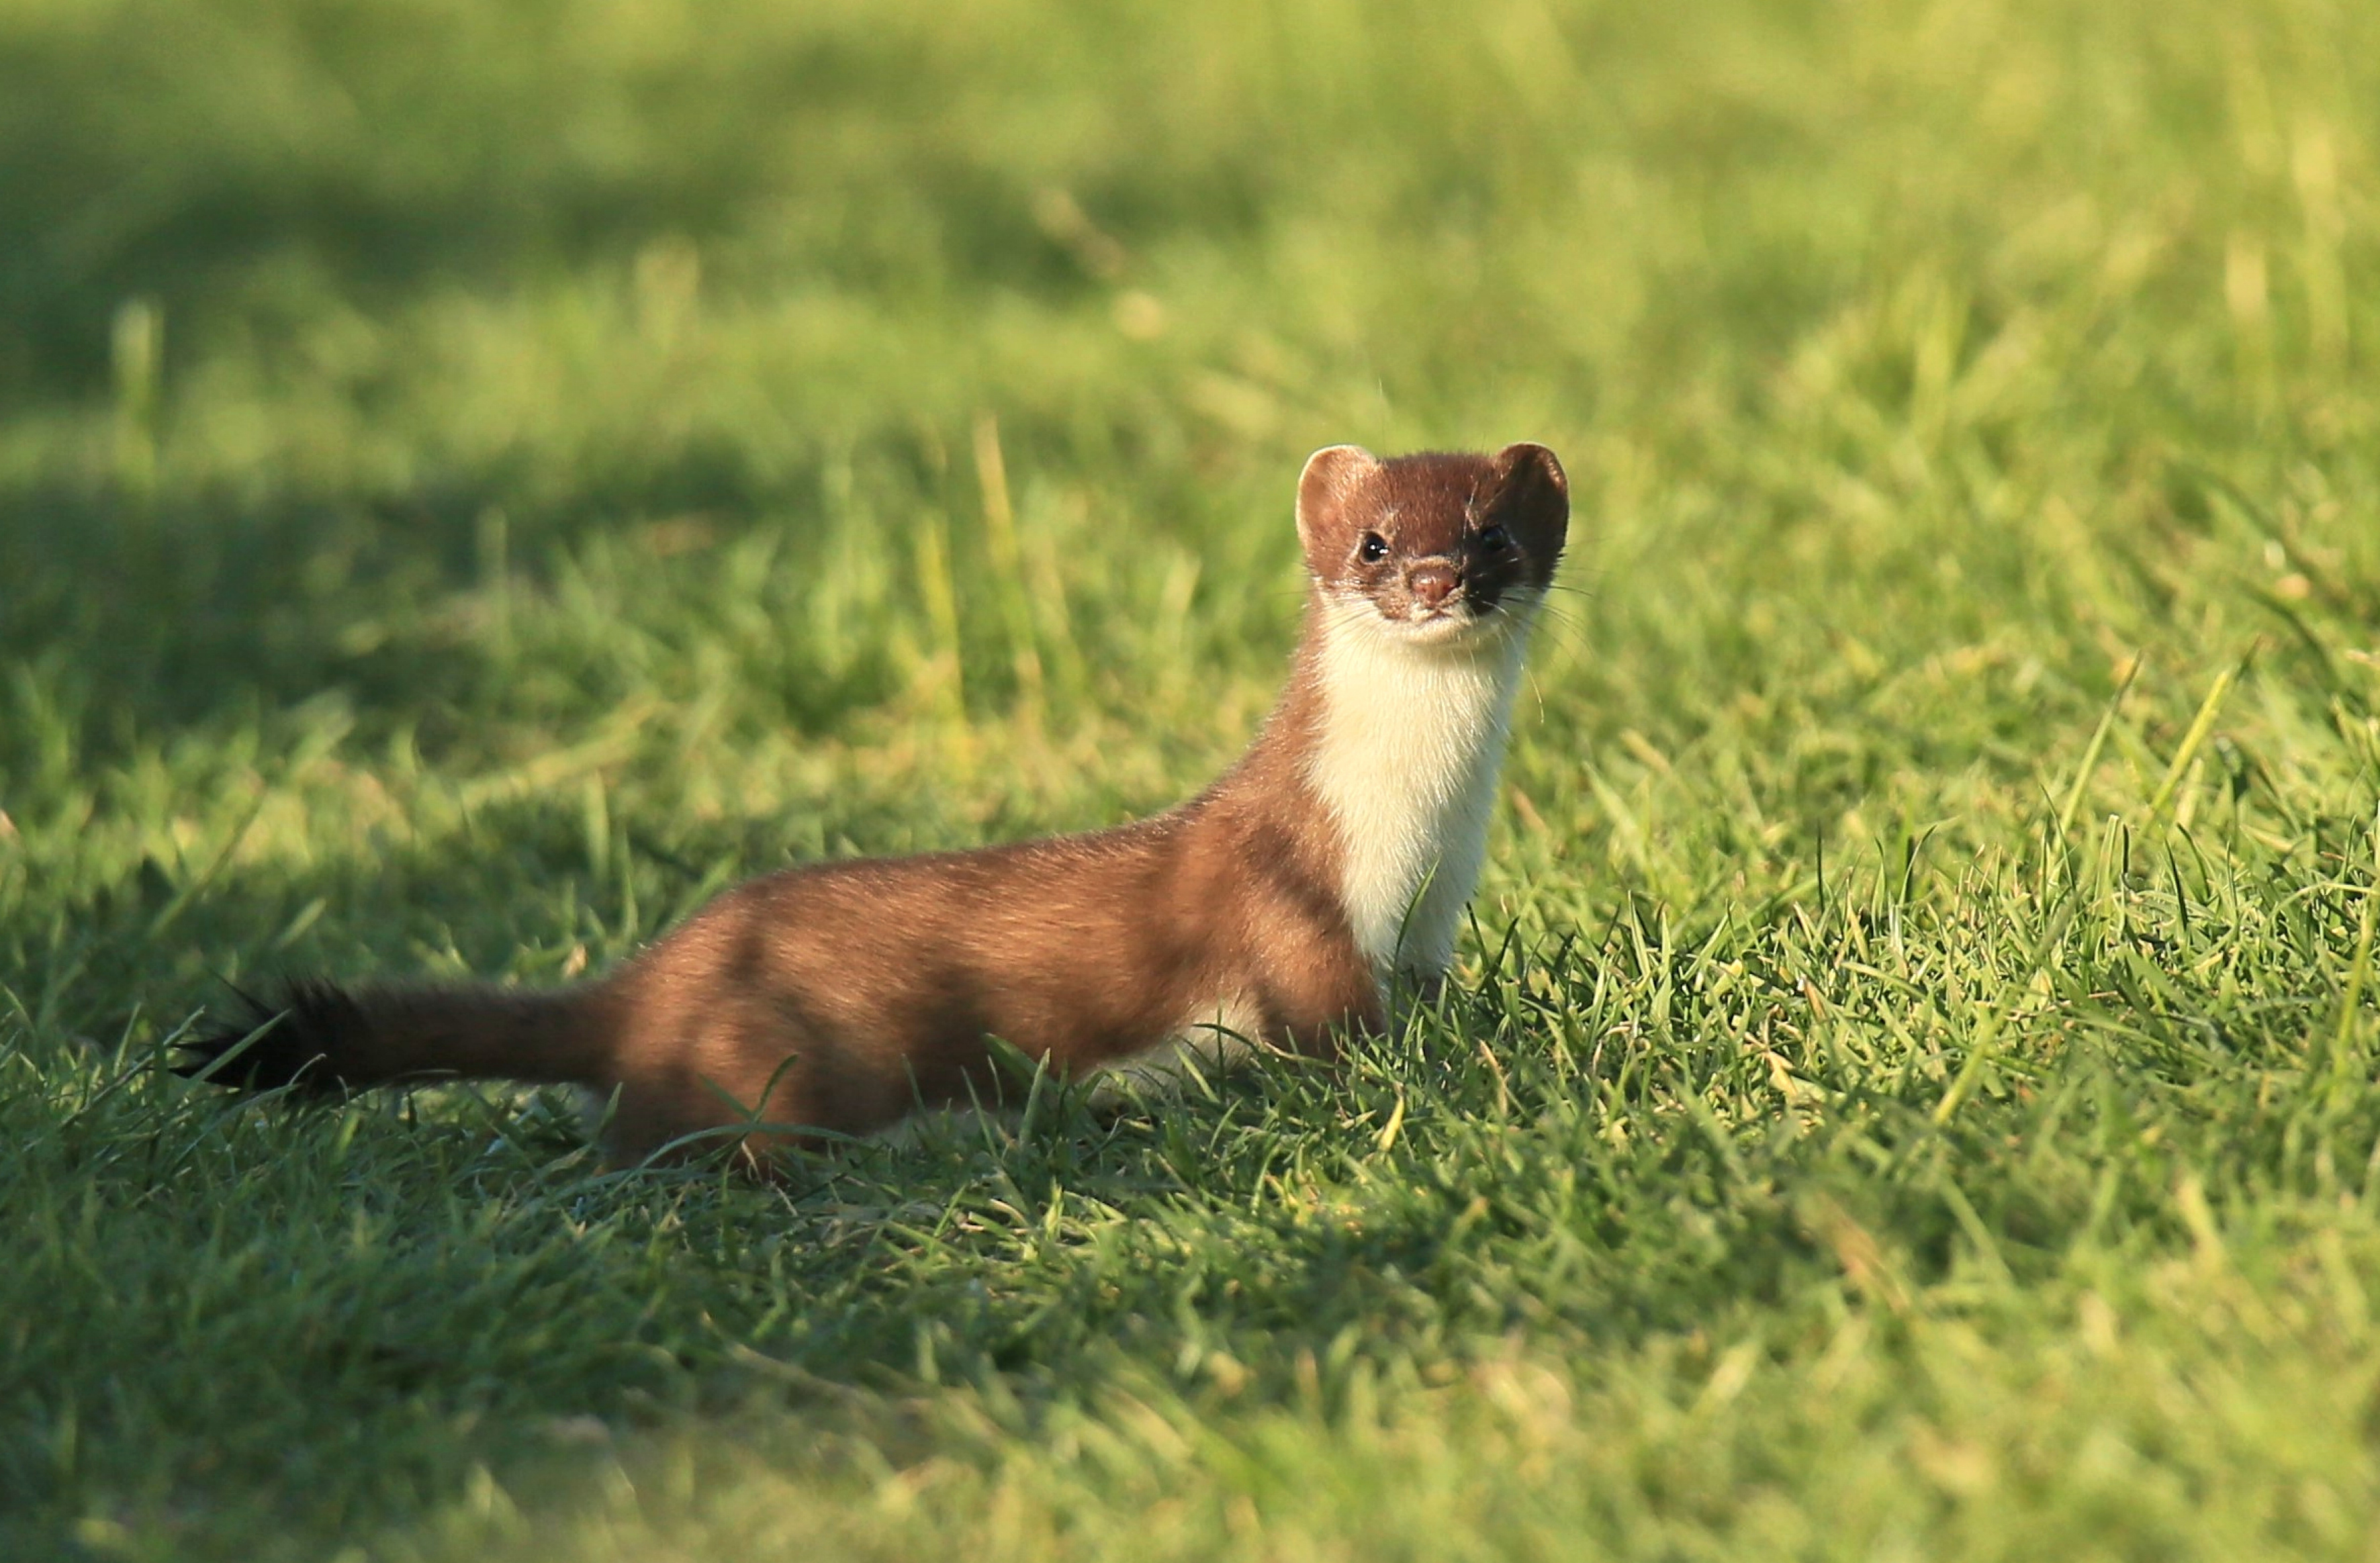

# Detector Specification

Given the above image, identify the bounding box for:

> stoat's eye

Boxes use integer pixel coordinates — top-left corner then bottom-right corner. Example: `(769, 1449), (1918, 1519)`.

(1477, 524), (1512, 552)
(1358, 532), (1389, 563)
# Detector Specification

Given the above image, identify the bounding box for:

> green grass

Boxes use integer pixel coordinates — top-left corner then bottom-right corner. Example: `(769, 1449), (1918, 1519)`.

(3, 0), (2379, 1555)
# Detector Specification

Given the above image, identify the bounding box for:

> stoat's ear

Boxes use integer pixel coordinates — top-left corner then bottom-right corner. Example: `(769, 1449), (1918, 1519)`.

(1488, 443), (1570, 577)
(1295, 444), (1381, 559)
(1490, 442), (1568, 516)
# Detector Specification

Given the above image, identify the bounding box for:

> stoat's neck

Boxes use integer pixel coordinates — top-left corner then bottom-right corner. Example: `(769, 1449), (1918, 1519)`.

(1299, 594), (1535, 979)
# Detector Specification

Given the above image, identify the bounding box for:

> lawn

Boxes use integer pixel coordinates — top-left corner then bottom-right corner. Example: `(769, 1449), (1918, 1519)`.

(3, 0), (2378, 1556)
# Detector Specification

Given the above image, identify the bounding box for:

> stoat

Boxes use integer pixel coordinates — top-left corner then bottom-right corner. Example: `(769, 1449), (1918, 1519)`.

(177, 442), (1569, 1167)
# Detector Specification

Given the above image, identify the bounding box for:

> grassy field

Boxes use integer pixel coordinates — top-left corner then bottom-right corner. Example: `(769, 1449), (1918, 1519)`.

(3, 0), (2378, 1555)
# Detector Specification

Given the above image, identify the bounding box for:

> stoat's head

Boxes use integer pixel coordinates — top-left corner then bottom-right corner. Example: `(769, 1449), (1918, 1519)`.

(1296, 443), (1569, 647)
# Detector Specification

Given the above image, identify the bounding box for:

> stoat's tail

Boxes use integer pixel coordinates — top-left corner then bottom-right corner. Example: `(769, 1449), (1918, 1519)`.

(174, 978), (617, 1096)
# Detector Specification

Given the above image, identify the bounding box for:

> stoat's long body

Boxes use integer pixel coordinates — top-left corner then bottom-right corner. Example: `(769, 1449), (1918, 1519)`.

(180, 444), (1570, 1167)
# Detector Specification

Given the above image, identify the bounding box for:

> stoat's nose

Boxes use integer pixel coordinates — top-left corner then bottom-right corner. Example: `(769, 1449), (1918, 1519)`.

(1408, 561), (1460, 610)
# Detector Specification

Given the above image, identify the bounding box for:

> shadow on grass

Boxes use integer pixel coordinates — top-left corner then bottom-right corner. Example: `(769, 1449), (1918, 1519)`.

(0, 0), (1144, 401)
(0, 435), (850, 763)
(0, 3), (802, 393)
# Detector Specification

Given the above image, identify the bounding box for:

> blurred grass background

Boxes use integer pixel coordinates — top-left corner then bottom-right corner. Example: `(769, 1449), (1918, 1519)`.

(2, 0), (2378, 1557)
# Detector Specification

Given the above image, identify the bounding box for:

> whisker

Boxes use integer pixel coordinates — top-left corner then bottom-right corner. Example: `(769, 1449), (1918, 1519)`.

(1532, 606), (1600, 653)
(1536, 583), (1603, 610)
(1524, 662), (1549, 724)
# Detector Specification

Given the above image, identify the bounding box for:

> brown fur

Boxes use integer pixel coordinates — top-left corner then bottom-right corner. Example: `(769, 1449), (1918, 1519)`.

(177, 443), (1569, 1169)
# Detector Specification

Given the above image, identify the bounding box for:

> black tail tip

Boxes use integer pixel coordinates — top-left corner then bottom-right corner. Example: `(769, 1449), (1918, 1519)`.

(171, 979), (368, 1096)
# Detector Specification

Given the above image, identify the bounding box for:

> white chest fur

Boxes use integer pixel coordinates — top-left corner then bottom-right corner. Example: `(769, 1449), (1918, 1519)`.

(1304, 597), (1534, 980)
